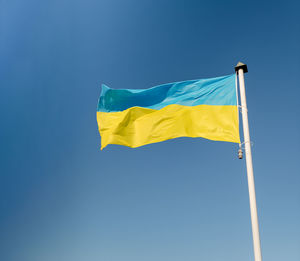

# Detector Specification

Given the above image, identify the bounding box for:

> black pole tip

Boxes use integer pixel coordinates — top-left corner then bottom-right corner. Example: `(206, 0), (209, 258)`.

(235, 62), (248, 73)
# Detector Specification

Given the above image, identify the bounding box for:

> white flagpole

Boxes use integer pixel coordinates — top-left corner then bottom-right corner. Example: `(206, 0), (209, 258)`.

(235, 62), (262, 261)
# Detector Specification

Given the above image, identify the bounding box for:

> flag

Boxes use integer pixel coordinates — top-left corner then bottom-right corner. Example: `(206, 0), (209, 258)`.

(97, 74), (240, 149)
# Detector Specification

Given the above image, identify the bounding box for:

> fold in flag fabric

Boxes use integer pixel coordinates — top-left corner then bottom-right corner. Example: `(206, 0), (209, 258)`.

(97, 74), (240, 149)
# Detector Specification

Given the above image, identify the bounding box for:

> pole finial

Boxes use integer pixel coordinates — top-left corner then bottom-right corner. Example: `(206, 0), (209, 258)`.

(235, 62), (248, 73)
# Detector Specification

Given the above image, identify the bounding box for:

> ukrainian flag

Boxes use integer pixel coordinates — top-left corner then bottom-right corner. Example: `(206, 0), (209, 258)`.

(97, 74), (240, 149)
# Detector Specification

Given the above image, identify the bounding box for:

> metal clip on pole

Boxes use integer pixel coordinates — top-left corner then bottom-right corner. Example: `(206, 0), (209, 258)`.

(238, 143), (243, 159)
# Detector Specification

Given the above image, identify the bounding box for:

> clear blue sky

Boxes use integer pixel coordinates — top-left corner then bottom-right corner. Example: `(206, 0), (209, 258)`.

(1, 0), (299, 260)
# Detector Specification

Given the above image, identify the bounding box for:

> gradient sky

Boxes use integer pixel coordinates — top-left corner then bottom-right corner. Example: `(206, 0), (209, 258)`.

(1, 0), (299, 260)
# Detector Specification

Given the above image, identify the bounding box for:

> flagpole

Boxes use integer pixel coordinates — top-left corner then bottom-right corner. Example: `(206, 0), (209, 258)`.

(235, 62), (262, 261)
